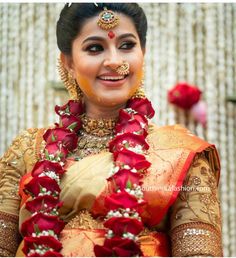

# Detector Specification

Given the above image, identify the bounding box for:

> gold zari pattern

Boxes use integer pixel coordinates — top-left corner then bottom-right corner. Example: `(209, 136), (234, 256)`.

(0, 211), (21, 256)
(65, 209), (105, 230)
(170, 222), (223, 257)
(170, 152), (222, 232)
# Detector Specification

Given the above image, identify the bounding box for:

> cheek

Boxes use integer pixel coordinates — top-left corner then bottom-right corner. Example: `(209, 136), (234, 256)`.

(76, 75), (97, 98)
(127, 68), (143, 98)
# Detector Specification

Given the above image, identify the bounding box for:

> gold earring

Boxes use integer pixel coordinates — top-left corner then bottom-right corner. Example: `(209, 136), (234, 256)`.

(132, 79), (146, 99)
(132, 63), (146, 99)
(57, 58), (83, 100)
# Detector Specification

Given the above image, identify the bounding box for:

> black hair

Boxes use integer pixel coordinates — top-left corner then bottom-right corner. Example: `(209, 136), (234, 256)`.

(56, 3), (147, 55)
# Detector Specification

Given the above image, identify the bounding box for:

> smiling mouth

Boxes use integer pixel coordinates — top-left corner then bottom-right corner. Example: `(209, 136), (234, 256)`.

(97, 75), (128, 81)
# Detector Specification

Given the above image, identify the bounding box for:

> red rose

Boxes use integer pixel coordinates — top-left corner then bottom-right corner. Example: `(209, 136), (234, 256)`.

(127, 98), (155, 119)
(94, 237), (142, 257)
(21, 213), (65, 236)
(43, 128), (78, 151)
(59, 114), (82, 133)
(25, 195), (63, 213)
(104, 217), (143, 236)
(31, 160), (65, 178)
(115, 119), (147, 137)
(44, 142), (69, 162)
(24, 176), (60, 197)
(118, 109), (148, 128)
(114, 149), (151, 171)
(23, 235), (62, 255)
(107, 169), (142, 190)
(109, 133), (149, 153)
(168, 82), (202, 110)
(105, 191), (140, 210)
(55, 99), (84, 118)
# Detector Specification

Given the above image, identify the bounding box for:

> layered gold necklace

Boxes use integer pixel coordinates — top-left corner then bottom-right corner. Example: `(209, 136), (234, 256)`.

(74, 114), (117, 159)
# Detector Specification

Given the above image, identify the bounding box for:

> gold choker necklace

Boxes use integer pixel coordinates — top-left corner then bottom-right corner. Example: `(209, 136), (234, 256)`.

(80, 114), (117, 137)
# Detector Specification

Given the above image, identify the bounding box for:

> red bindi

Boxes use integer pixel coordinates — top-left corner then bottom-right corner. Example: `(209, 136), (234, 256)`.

(108, 31), (115, 39)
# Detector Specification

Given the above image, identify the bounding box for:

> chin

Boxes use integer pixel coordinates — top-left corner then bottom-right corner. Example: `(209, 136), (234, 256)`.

(99, 95), (130, 107)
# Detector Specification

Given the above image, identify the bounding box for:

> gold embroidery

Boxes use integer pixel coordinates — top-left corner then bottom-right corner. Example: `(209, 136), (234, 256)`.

(65, 209), (154, 238)
(171, 153), (221, 231)
(0, 129), (39, 207)
(0, 211), (21, 256)
(64, 209), (105, 230)
(170, 222), (223, 257)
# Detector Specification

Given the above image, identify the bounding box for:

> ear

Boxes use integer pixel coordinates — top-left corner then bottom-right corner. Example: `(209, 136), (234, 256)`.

(60, 52), (75, 76)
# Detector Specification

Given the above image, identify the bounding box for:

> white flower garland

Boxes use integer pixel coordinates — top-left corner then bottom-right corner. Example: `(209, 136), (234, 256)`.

(0, 4), (8, 152)
(216, 4), (229, 255)
(26, 4), (34, 129)
(195, 4), (205, 139)
(225, 4), (236, 255)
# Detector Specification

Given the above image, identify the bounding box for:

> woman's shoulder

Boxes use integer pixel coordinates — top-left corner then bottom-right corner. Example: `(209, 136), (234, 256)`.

(1, 127), (46, 173)
(148, 123), (214, 152)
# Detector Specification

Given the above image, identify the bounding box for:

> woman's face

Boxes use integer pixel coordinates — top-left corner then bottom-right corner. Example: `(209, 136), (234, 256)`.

(64, 13), (145, 109)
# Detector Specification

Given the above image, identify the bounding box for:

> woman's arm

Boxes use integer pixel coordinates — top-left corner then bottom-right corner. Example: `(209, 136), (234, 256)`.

(0, 128), (39, 256)
(170, 152), (223, 257)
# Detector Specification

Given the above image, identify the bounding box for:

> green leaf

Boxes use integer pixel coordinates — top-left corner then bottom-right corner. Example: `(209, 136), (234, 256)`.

(124, 142), (129, 148)
(34, 224), (40, 234)
(126, 180), (132, 189)
(65, 106), (70, 114)
(51, 133), (56, 142)
(44, 149), (50, 160)
(67, 122), (77, 131)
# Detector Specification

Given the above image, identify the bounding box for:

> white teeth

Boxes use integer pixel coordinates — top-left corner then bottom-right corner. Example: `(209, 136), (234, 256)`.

(99, 76), (125, 81)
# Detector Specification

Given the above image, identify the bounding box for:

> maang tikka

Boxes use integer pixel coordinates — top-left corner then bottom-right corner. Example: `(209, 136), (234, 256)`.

(97, 7), (119, 30)
(57, 58), (83, 100)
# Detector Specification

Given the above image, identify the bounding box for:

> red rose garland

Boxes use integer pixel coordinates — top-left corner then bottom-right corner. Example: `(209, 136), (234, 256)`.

(94, 98), (155, 257)
(21, 100), (84, 257)
(20, 97), (155, 257)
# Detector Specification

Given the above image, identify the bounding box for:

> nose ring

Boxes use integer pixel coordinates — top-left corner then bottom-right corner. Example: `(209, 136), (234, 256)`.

(115, 61), (130, 76)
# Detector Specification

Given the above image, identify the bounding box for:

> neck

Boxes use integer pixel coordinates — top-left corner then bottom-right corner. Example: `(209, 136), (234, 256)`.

(84, 101), (126, 119)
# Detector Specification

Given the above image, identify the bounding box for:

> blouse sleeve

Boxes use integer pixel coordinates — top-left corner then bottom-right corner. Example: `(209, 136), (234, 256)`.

(169, 152), (223, 257)
(0, 128), (39, 256)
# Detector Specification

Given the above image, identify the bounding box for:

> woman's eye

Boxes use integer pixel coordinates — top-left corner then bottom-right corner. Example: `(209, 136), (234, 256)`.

(119, 42), (136, 50)
(85, 44), (103, 53)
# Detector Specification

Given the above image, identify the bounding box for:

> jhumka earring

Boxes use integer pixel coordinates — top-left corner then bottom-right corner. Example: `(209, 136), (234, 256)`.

(132, 80), (146, 99)
(132, 64), (146, 99)
(57, 58), (83, 100)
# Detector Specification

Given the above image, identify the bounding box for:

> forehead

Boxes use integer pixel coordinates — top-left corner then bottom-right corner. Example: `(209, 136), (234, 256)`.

(77, 13), (139, 40)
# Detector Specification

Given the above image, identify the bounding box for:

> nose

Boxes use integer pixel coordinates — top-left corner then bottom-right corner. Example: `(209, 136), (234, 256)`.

(103, 48), (123, 70)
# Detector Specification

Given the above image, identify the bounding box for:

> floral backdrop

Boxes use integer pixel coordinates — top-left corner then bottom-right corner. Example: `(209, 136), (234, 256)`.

(0, 3), (236, 256)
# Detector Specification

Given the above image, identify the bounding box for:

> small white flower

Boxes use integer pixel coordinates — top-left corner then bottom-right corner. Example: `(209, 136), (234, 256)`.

(124, 212), (129, 218)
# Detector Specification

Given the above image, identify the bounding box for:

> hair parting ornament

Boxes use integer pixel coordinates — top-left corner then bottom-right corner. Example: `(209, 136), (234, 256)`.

(97, 7), (119, 30)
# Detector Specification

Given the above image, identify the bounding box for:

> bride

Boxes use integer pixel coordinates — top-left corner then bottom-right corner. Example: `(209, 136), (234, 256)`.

(0, 3), (222, 257)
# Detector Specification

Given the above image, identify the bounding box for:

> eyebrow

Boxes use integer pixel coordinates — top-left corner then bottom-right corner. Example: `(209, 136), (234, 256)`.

(82, 33), (137, 44)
